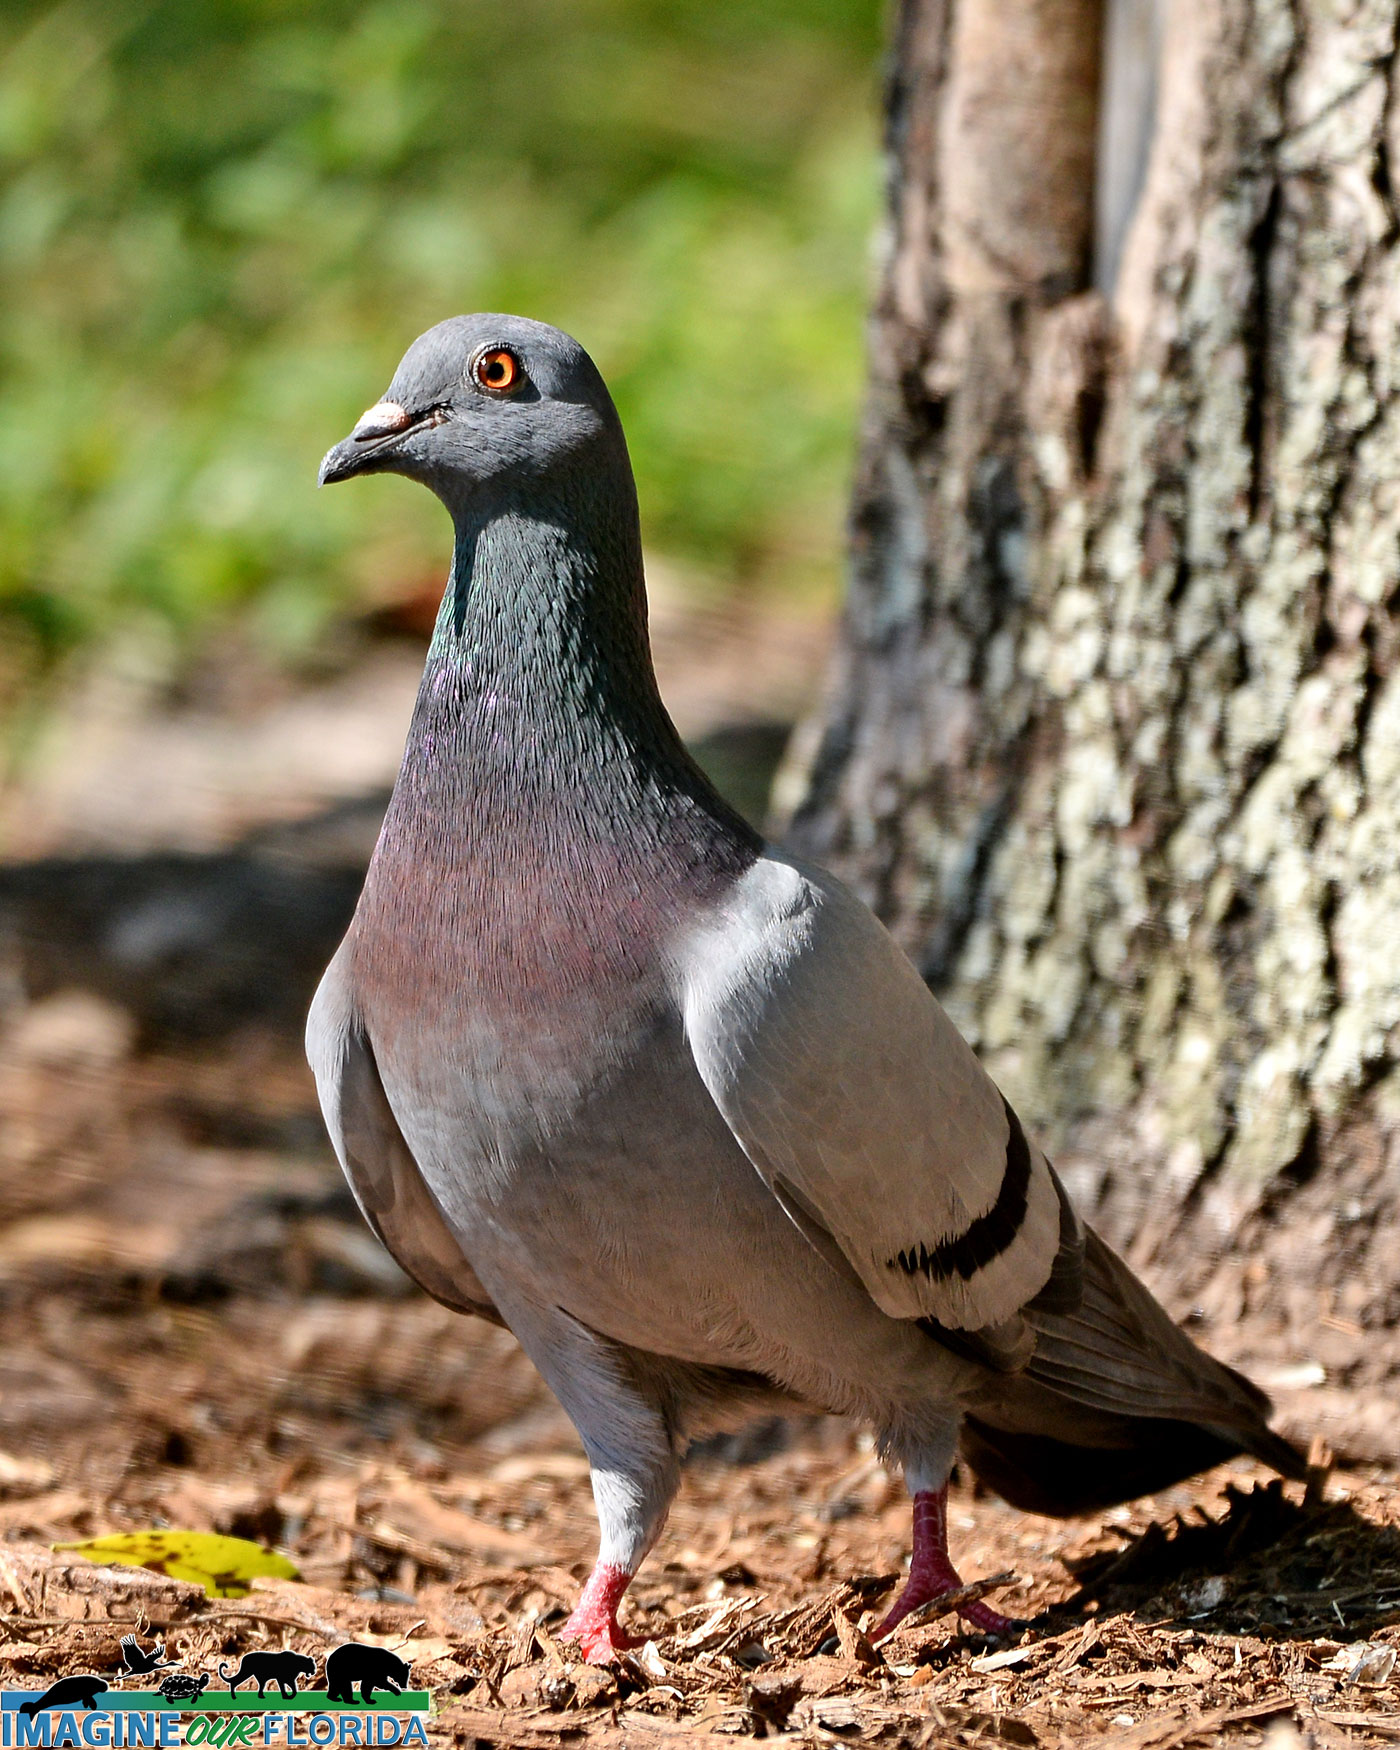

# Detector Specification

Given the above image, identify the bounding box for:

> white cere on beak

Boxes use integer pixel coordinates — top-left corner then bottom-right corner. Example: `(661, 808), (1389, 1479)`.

(352, 401), (413, 442)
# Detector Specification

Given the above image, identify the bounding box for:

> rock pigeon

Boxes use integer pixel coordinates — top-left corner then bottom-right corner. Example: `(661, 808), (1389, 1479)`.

(309, 315), (1306, 1660)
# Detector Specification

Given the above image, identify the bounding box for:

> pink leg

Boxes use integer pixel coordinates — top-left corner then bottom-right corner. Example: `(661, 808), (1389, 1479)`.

(873, 1486), (1013, 1639)
(562, 1560), (642, 1662)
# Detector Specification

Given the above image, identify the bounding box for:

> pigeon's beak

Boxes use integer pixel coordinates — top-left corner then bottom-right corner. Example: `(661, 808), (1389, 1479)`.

(318, 400), (435, 486)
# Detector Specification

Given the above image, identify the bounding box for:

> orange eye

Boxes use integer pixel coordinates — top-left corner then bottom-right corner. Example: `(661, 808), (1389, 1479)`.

(472, 348), (522, 393)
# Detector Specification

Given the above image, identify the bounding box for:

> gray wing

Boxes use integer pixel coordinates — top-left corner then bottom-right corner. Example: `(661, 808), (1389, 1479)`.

(306, 950), (501, 1323)
(679, 852), (1079, 1334)
(958, 1228), (1307, 1512)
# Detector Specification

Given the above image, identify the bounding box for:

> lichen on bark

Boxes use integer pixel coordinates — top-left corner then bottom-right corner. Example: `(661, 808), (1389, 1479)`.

(785, 0), (1400, 1454)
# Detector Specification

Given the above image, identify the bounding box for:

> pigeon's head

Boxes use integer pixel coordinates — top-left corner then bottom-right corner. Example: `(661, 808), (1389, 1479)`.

(318, 314), (625, 511)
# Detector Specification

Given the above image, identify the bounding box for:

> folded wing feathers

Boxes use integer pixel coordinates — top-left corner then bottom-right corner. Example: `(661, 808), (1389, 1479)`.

(1021, 1230), (1274, 1430)
(307, 956), (503, 1324)
(873, 1099), (1064, 1331)
(681, 854), (1067, 1334)
(886, 1096), (1033, 1287)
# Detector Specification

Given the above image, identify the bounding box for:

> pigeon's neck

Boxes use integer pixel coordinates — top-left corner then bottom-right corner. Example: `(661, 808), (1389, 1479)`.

(382, 485), (760, 878)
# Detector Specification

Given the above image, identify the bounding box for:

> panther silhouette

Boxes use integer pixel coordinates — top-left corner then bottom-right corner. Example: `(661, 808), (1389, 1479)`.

(217, 1651), (315, 1700)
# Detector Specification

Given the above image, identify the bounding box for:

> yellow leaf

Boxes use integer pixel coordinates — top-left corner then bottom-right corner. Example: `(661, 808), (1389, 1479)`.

(54, 1531), (300, 1597)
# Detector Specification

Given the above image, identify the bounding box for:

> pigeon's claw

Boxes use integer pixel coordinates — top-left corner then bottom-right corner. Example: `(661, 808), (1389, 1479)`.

(563, 1562), (643, 1663)
(959, 1598), (1016, 1636)
(875, 1585), (1014, 1639)
(872, 1486), (1014, 1641)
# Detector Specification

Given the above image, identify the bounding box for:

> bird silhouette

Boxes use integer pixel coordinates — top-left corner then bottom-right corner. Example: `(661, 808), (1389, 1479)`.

(119, 1636), (175, 1677)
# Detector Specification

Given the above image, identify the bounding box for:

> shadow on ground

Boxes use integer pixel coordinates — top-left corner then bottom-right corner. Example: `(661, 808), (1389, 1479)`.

(1051, 1478), (1400, 1641)
(0, 722), (790, 1043)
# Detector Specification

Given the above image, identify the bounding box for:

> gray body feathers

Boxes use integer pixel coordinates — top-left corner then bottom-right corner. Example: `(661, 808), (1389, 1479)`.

(309, 312), (1302, 1568)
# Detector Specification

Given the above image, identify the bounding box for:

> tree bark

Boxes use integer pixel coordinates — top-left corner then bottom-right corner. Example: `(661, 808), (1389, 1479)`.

(785, 0), (1400, 1459)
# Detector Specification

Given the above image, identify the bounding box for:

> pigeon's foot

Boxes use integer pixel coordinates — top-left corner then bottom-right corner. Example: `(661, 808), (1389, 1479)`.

(563, 1561), (642, 1663)
(873, 1486), (1013, 1640)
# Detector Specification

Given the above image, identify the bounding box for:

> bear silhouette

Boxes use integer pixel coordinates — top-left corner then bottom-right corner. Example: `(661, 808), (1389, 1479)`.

(217, 1651), (315, 1699)
(324, 1645), (411, 1706)
(21, 1677), (108, 1716)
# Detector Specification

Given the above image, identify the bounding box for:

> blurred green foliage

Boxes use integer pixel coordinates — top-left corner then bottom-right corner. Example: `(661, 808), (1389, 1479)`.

(0, 0), (882, 691)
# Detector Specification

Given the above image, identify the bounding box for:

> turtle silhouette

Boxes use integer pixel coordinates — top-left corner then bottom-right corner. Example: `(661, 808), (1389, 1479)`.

(157, 1673), (210, 1704)
(20, 1677), (108, 1716)
(324, 1645), (411, 1706)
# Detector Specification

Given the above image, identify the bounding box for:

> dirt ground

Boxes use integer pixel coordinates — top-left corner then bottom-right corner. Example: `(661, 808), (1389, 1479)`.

(1, 597), (1398, 1747)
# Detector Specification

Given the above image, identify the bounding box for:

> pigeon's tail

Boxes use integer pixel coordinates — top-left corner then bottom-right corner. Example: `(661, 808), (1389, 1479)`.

(959, 1227), (1307, 1518)
(958, 1414), (1303, 1517)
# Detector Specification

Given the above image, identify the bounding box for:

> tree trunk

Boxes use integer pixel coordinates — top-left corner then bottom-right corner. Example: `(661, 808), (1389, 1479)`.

(784, 0), (1400, 1459)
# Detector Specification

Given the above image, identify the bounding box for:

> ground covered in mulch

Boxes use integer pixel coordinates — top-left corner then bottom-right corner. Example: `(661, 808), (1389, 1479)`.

(0, 997), (1398, 1749)
(3, 1402), (1400, 1749)
(0, 610), (1397, 1746)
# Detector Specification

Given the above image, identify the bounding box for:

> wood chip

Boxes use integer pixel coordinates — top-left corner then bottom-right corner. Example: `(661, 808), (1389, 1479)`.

(677, 1597), (752, 1651)
(374, 1481), (549, 1565)
(1049, 1620), (1102, 1673)
(0, 1490), (91, 1531)
(831, 1602), (880, 1669)
(1314, 1711), (1400, 1740)
(1111, 1691), (1296, 1749)
(970, 1643), (1035, 1673)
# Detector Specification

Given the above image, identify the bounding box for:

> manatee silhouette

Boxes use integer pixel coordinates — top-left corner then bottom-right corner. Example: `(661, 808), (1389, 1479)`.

(21, 1677), (108, 1716)
(324, 1645), (411, 1706)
